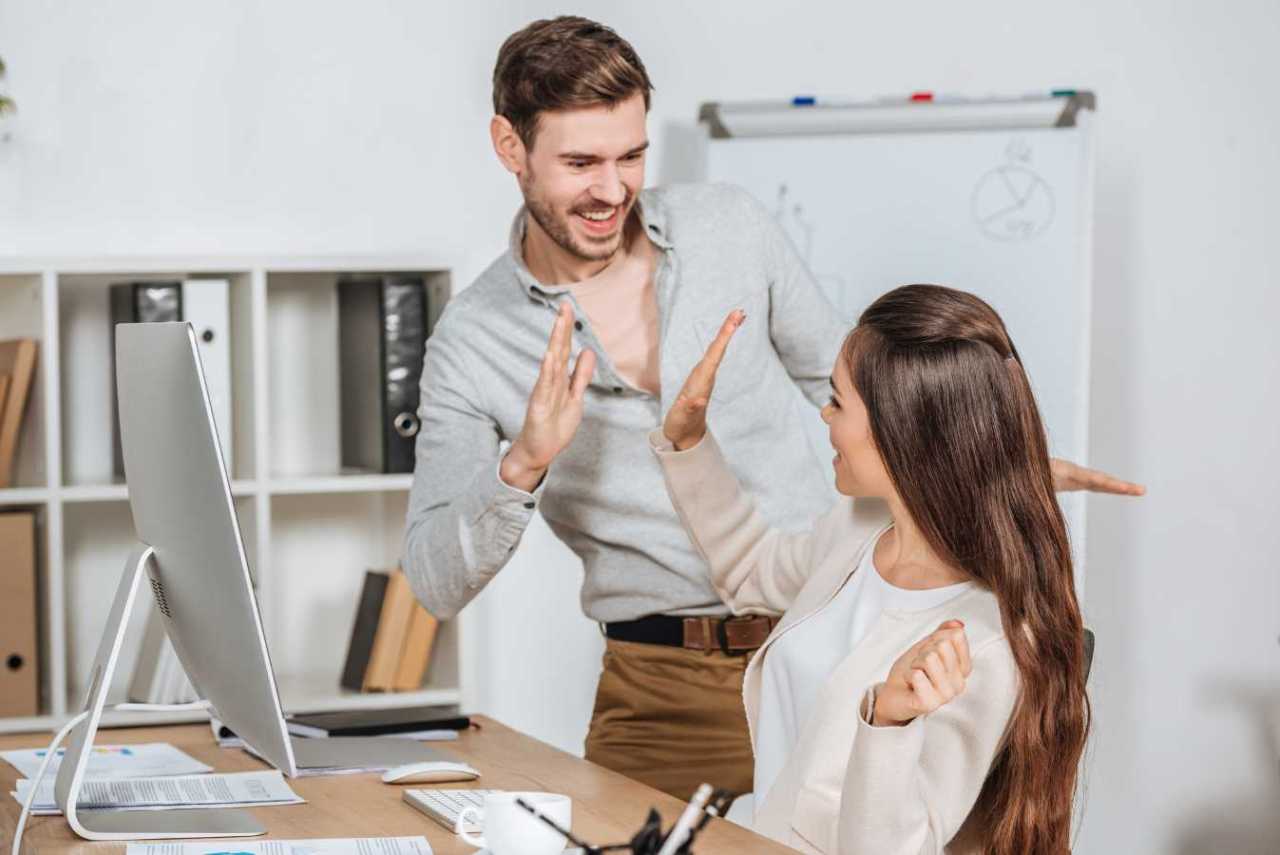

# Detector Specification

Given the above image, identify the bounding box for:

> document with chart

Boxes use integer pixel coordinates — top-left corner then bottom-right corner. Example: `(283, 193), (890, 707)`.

(1, 742), (212, 779)
(12, 769), (303, 815)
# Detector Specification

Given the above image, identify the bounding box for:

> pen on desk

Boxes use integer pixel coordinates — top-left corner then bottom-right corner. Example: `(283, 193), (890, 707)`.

(655, 782), (713, 855)
(692, 788), (734, 835)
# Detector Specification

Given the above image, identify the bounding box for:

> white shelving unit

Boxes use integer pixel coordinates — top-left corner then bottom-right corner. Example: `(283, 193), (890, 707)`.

(0, 256), (460, 735)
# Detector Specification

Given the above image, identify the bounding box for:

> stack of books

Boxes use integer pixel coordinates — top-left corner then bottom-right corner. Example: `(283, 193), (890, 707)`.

(341, 569), (440, 693)
(286, 705), (469, 739)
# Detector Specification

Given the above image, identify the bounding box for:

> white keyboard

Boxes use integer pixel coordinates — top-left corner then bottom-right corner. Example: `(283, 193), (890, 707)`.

(402, 788), (504, 834)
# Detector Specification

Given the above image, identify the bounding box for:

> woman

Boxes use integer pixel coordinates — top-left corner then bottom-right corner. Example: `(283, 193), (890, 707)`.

(653, 284), (1090, 854)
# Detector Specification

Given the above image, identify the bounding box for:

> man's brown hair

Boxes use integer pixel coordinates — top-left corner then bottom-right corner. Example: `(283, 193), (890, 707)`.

(493, 16), (654, 149)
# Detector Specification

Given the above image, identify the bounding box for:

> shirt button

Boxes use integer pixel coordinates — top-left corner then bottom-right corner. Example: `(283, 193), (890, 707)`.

(523, 501), (535, 509)
(574, 320), (584, 331)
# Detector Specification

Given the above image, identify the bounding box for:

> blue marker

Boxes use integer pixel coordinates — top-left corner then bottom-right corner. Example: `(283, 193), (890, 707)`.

(791, 96), (816, 107)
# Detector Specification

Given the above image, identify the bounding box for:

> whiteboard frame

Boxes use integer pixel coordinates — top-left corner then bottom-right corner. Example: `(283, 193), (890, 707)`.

(699, 96), (1097, 592)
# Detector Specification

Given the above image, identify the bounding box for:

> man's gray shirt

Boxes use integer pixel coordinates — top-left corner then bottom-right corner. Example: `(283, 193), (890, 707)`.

(402, 183), (847, 623)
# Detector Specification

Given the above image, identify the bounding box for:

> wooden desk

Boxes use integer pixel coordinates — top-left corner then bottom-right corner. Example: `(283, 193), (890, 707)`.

(1, 717), (795, 854)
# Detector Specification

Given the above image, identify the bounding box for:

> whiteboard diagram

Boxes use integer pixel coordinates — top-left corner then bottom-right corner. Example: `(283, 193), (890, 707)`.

(706, 124), (1094, 564)
(971, 138), (1056, 242)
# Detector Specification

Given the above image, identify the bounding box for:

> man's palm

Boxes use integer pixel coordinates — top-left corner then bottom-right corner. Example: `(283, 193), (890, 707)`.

(505, 303), (597, 482)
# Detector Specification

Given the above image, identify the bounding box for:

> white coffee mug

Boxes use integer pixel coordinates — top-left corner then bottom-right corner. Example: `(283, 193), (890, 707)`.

(457, 791), (572, 855)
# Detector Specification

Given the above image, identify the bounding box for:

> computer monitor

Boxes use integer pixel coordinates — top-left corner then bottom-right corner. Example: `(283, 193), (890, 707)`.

(53, 322), (442, 841)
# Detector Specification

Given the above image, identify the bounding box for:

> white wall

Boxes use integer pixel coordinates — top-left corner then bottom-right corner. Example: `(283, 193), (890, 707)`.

(3, 1), (1277, 851)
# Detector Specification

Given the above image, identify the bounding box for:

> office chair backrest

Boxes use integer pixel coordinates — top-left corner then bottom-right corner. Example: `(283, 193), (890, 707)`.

(1083, 628), (1096, 682)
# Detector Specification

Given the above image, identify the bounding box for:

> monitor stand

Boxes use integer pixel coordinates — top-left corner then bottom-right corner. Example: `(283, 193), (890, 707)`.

(53, 544), (265, 841)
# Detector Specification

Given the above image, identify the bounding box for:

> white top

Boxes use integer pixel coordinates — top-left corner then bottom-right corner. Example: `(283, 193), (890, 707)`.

(747, 529), (973, 814)
(653, 430), (1022, 850)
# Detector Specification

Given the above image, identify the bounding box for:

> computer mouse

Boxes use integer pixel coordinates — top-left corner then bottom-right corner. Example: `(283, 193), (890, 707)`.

(381, 761), (481, 784)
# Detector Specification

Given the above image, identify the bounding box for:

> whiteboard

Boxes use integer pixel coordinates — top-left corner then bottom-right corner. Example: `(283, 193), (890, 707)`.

(704, 118), (1094, 564)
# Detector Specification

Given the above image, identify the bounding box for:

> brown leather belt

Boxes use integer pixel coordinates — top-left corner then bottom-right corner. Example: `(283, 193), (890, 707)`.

(604, 614), (777, 655)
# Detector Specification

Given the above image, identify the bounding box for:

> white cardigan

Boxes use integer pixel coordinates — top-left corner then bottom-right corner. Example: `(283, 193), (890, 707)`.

(651, 429), (1020, 855)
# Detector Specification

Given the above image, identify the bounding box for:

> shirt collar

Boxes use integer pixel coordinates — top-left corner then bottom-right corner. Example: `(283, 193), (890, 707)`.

(508, 188), (672, 299)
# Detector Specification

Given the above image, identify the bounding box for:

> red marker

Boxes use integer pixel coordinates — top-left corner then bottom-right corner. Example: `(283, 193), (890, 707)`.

(910, 91), (934, 102)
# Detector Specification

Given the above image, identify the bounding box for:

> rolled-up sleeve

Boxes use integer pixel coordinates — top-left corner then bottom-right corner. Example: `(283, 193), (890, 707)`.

(837, 643), (1019, 854)
(737, 185), (848, 409)
(401, 318), (541, 619)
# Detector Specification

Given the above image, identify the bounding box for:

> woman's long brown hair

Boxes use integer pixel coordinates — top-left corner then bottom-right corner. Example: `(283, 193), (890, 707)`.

(845, 284), (1090, 854)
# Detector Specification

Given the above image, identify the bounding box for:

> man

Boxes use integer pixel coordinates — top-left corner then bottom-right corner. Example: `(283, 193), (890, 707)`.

(402, 15), (1141, 801)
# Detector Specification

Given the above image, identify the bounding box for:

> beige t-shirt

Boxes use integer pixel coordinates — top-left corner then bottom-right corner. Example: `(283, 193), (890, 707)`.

(568, 229), (660, 395)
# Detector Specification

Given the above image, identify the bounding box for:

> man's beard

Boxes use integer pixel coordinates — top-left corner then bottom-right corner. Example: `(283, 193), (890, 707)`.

(522, 174), (632, 264)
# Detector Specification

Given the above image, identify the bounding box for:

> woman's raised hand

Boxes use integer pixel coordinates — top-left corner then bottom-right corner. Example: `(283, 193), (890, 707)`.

(871, 620), (972, 727)
(661, 310), (745, 451)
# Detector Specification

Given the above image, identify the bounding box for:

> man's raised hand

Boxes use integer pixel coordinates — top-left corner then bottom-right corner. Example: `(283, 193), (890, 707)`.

(500, 303), (597, 492)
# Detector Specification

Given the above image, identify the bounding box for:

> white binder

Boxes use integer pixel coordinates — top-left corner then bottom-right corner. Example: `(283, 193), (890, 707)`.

(182, 279), (233, 475)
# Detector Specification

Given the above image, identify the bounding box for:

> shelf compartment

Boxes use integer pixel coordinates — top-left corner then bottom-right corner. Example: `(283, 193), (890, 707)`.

(57, 271), (257, 487)
(265, 491), (458, 698)
(0, 274), (50, 490)
(264, 269), (449, 479)
(63, 496), (261, 707)
(0, 503), (54, 718)
(0, 259), (463, 735)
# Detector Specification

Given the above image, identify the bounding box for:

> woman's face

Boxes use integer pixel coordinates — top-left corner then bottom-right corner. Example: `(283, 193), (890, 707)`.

(821, 352), (896, 498)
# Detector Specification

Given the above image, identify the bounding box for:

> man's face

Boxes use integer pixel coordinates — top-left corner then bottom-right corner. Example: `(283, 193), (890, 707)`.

(517, 93), (649, 263)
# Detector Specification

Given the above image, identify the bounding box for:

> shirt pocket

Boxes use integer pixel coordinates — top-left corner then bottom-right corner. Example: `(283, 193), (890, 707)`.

(691, 287), (771, 406)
